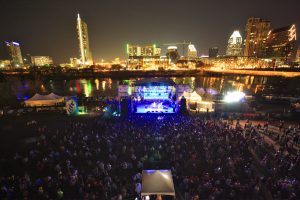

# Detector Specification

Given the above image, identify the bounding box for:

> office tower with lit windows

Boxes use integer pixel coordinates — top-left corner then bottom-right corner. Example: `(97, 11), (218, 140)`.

(296, 46), (300, 62)
(126, 44), (162, 69)
(127, 44), (161, 57)
(31, 56), (53, 66)
(265, 24), (297, 60)
(5, 41), (23, 67)
(187, 44), (197, 58)
(226, 30), (243, 56)
(166, 46), (180, 63)
(209, 47), (219, 58)
(77, 13), (93, 65)
(23, 54), (32, 66)
(244, 17), (271, 57)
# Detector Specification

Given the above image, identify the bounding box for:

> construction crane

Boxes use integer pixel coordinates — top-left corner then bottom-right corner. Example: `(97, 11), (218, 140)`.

(163, 41), (191, 57)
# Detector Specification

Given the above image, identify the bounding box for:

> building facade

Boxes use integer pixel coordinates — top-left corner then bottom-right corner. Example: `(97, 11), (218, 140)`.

(187, 44), (197, 58)
(127, 44), (163, 69)
(0, 60), (11, 68)
(5, 41), (23, 67)
(23, 54), (32, 66)
(77, 14), (93, 65)
(209, 47), (219, 58)
(295, 46), (300, 63)
(209, 56), (273, 69)
(70, 57), (80, 67)
(226, 31), (243, 56)
(166, 46), (180, 63)
(31, 56), (53, 66)
(244, 17), (271, 57)
(265, 24), (297, 61)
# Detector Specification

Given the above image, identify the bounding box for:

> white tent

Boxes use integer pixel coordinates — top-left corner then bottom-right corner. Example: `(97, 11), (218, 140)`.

(141, 170), (175, 197)
(189, 91), (202, 102)
(25, 93), (64, 107)
(178, 91), (191, 100)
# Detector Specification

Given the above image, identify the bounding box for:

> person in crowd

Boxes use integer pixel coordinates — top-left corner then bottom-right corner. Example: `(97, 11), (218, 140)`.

(0, 115), (299, 199)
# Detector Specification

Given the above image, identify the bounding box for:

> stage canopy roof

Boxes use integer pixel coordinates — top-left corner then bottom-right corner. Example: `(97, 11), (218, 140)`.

(25, 93), (64, 107)
(141, 170), (175, 197)
(134, 78), (176, 87)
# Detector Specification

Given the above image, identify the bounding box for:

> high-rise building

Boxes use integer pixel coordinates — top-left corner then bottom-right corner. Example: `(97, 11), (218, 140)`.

(296, 46), (300, 62)
(0, 60), (11, 68)
(187, 44), (197, 58)
(166, 46), (180, 63)
(226, 30), (243, 56)
(244, 17), (271, 57)
(265, 24), (297, 60)
(126, 44), (162, 69)
(23, 54), (32, 66)
(127, 44), (161, 57)
(209, 47), (219, 58)
(70, 57), (80, 67)
(77, 13), (93, 65)
(5, 41), (23, 67)
(31, 56), (53, 66)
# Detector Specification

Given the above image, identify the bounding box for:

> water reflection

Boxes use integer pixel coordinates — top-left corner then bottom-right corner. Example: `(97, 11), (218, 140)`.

(2, 75), (300, 103)
(102, 81), (106, 91)
(95, 79), (100, 90)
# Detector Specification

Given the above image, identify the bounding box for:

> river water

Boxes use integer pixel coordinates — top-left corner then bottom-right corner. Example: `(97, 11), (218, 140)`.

(1, 75), (300, 106)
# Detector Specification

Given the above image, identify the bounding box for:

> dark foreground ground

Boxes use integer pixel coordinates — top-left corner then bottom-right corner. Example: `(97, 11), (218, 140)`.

(0, 113), (300, 200)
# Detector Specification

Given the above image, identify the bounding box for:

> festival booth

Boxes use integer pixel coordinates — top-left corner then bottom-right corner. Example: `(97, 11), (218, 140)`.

(25, 93), (64, 107)
(141, 170), (175, 199)
(179, 91), (215, 112)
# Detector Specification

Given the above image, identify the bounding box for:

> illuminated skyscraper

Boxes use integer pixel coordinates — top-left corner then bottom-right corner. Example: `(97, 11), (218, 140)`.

(244, 17), (271, 57)
(187, 44), (197, 58)
(166, 46), (180, 63)
(226, 30), (243, 56)
(5, 41), (23, 67)
(126, 44), (162, 69)
(296, 46), (300, 62)
(77, 13), (93, 65)
(127, 44), (160, 57)
(209, 47), (219, 58)
(31, 56), (53, 66)
(265, 24), (297, 60)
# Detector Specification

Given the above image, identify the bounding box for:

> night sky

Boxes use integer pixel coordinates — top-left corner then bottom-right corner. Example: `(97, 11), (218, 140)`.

(0, 0), (299, 63)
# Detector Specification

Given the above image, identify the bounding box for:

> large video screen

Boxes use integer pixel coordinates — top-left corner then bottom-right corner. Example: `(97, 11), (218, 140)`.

(135, 86), (174, 100)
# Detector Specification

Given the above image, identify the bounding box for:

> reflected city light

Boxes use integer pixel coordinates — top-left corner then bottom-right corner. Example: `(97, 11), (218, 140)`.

(102, 81), (106, 91)
(75, 81), (81, 93)
(95, 79), (100, 90)
(83, 80), (93, 97)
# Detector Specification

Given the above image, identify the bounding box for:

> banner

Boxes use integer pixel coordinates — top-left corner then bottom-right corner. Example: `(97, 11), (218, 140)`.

(66, 96), (78, 115)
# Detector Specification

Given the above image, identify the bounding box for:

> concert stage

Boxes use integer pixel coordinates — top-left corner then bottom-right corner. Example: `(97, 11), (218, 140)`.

(135, 102), (176, 114)
(118, 78), (188, 115)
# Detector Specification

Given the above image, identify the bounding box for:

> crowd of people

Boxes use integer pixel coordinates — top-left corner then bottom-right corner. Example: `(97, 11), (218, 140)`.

(1, 114), (300, 199)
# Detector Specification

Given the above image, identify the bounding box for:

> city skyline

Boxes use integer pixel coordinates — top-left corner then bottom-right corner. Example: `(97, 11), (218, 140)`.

(0, 0), (300, 63)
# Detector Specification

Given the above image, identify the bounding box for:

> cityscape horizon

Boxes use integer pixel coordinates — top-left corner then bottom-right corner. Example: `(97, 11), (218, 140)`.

(1, 1), (300, 200)
(0, 0), (300, 63)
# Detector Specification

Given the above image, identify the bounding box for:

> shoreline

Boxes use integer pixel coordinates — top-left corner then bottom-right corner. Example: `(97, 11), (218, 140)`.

(1, 68), (300, 79)
(203, 68), (300, 78)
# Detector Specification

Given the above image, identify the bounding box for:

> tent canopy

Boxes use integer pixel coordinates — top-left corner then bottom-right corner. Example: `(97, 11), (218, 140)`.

(189, 91), (202, 102)
(141, 170), (175, 197)
(179, 91), (202, 102)
(25, 93), (64, 107)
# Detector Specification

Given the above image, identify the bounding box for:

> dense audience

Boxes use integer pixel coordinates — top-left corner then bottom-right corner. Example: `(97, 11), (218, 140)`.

(1, 115), (300, 199)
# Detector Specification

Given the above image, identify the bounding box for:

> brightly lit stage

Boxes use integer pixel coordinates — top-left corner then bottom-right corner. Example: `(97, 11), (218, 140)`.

(118, 78), (182, 114)
(135, 101), (176, 114)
